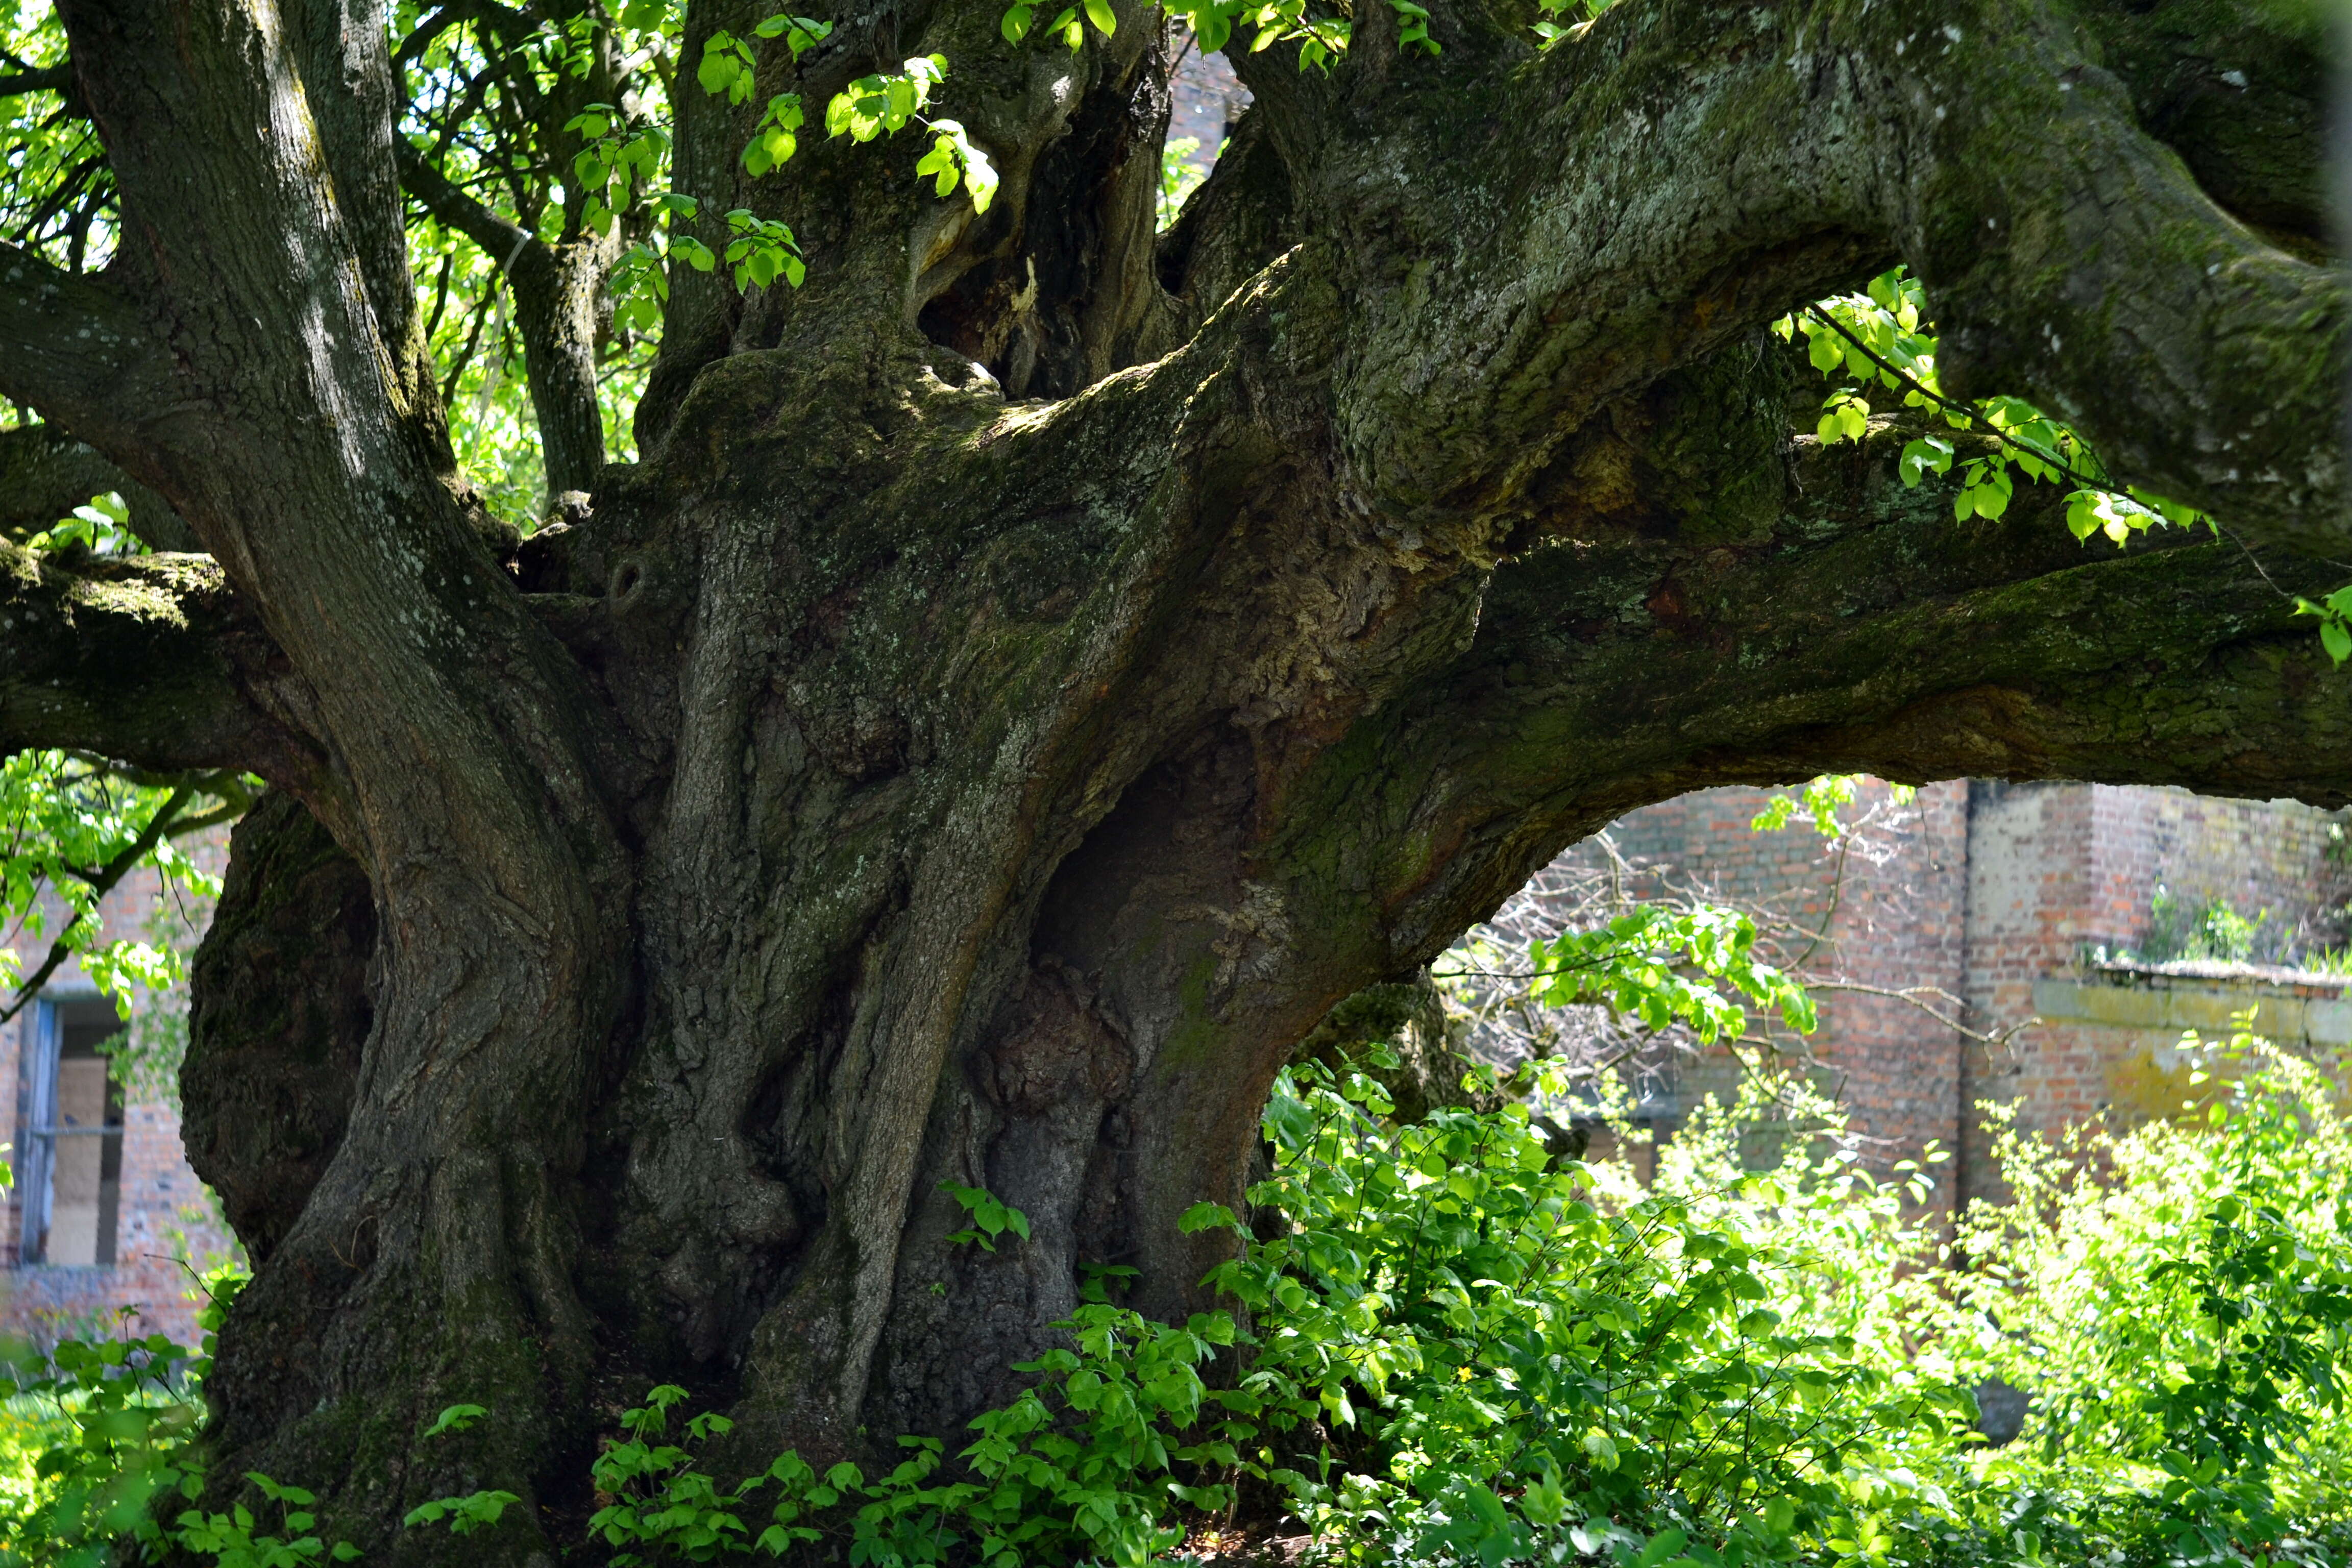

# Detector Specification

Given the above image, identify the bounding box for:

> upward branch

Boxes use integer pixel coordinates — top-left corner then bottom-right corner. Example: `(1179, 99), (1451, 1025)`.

(399, 146), (614, 498)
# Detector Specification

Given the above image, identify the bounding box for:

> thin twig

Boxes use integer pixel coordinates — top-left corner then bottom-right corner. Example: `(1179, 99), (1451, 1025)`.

(1803, 305), (2125, 501)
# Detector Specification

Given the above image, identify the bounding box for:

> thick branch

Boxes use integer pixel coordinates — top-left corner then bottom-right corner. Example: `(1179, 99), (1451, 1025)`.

(2075, 0), (2326, 250)
(1290, 0), (2343, 560)
(282, 0), (430, 409)
(1298, 414), (2352, 981)
(0, 539), (319, 785)
(0, 241), (166, 440)
(61, 7), (641, 1534)
(0, 65), (71, 96)
(399, 145), (610, 497)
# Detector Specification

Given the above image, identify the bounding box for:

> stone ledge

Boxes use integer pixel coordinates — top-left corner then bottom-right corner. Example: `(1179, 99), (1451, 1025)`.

(2032, 963), (2352, 1051)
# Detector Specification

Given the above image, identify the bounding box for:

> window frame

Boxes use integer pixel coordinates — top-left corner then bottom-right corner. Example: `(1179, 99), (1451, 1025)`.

(15, 993), (127, 1268)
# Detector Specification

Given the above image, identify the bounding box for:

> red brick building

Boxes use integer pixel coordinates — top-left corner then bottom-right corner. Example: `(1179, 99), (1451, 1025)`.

(0, 845), (235, 1350)
(1564, 779), (2351, 1211)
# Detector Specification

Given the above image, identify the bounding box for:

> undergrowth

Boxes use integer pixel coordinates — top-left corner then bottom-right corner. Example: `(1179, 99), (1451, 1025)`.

(4, 1020), (2350, 1566)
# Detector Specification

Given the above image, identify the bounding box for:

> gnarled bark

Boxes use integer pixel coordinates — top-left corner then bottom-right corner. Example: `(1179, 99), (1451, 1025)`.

(0, 0), (2344, 1560)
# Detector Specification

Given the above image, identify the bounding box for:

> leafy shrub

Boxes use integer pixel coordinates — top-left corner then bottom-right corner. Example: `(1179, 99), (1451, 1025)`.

(0, 1276), (234, 1565)
(1194, 1056), (1956, 1567)
(11, 1019), (2352, 1568)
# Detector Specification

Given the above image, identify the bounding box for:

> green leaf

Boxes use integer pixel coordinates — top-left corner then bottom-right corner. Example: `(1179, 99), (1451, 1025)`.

(422, 1404), (487, 1440)
(696, 34), (740, 95)
(1083, 0), (1116, 34)
(1179, 1202), (1239, 1234)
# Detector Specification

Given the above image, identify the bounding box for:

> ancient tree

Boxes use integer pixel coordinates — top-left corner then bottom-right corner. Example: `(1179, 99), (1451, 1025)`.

(0, 0), (2346, 1557)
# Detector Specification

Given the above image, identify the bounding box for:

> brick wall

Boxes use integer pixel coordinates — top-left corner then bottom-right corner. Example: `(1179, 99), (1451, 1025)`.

(1957, 781), (2351, 1204)
(1573, 779), (1973, 1207)
(1557, 779), (2349, 1215)
(0, 834), (235, 1350)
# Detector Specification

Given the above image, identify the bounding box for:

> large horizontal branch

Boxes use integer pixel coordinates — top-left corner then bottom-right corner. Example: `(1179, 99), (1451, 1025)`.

(1281, 0), (2344, 562)
(1293, 414), (2352, 974)
(0, 540), (323, 787)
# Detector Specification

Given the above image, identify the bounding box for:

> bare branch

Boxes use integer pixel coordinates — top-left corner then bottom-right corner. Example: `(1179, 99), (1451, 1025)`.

(398, 136), (531, 261)
(399, 143), (611, 497)
(1802, 981), (2039, 1055)
(0, 65), (71, 96)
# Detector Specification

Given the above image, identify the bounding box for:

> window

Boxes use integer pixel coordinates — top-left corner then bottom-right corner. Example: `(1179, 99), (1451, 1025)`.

(17, 996), (126, 1267)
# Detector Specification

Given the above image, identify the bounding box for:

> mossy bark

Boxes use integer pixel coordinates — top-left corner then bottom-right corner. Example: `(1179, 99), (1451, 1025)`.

(0, 0), (2345, 1560)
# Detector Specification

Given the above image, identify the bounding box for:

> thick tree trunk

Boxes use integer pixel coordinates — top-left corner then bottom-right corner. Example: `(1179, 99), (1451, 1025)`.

(0, 0), (2345, 1560)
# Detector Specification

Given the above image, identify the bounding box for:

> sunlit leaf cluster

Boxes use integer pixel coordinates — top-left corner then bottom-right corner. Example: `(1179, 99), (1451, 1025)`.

(0, 4), (107, 272)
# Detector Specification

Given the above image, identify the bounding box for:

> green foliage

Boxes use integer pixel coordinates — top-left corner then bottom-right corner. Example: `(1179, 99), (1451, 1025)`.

(941, 1182), (1034, 1252)
(0, 752), (240, 1031)
(2295, 585), (2352, 667)
(584, 1321), (1233, 1567)
(13, 1015), (2352, 1565)
(1200, 1058), (1957, 1567)
(1777, 265), (2351, 664)
(722, 210), (807, 293)
(1914, 1024), (2352, 1561)
(0, 1275), (532, 1564)
(171, 1475), (361, 1568)
(1531, 0), (1622, 48)
(0, 7), (107, 274)
(0, 1266), (241, 1564)
(12, 496), (142, 559)
(1523, 903), (1815, 1045)
(1158, 136), (1211, 232)
(1776, 269), (2203, 541)
(393, 1), (681, 514)
(1750, 774), (1915, 841)
(2151, 888), (2267, 966)
(2094, 883), (2304, 970)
